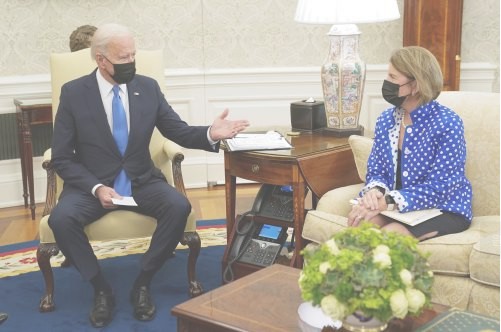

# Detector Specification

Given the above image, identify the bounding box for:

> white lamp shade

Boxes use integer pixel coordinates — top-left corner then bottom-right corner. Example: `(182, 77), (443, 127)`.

(295, 0), (400, 24)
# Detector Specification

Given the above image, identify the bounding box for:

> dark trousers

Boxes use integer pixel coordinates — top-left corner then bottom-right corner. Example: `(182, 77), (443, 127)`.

(48, 177), (190, 281)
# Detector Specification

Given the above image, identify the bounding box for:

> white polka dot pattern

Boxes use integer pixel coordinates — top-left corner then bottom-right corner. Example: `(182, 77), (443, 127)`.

(362, 100), (473, 221)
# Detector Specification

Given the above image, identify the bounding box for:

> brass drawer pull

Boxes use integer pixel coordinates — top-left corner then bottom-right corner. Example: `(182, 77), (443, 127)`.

(251, 164), (260, 173)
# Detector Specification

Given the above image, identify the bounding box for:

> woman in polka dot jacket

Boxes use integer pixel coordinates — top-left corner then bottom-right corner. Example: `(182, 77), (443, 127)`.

(348, 46), (472, 241)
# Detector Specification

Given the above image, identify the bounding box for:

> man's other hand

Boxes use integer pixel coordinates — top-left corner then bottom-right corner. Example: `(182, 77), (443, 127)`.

(96, 185), (121, 209)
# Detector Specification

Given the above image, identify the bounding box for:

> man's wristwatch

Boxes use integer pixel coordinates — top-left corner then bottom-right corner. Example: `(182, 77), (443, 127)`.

(385, 195), (396, 211)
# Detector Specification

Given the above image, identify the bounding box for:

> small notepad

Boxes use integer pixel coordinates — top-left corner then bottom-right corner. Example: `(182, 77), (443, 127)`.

(381, 208), (443, 227)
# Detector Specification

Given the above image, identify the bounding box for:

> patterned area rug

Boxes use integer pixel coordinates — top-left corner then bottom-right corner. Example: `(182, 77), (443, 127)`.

(0, 219), (226, 278)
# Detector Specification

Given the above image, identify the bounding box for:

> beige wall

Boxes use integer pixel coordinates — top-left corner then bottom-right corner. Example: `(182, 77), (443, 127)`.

(0, 0), (498, 86)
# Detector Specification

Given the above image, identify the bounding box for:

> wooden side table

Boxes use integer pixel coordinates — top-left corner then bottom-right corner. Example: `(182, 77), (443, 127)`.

(14, 98), (52, 220)
(222, 131), (360, 277)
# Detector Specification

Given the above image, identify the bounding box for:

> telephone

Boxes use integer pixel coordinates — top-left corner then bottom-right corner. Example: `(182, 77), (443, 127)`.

(224, 215), (288, 283)
(252, 184), (296, 222)
(236, 222), (288, 266)
(223, 184), (298, 282)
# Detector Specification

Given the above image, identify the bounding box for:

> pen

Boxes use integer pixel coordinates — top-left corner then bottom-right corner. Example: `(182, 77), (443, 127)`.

(349, 199), (360, 205)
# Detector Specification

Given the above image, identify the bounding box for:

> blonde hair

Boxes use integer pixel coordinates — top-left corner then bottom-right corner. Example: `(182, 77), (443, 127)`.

(390, 46), (443, 105)
(90, 23), (132, 60)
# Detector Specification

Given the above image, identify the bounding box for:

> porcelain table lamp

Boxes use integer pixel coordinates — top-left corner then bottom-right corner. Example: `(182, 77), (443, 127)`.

(295, 0), (400, 136)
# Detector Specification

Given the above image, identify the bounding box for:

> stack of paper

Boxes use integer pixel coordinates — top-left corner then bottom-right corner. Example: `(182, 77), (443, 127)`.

(224, 131), (292, 152)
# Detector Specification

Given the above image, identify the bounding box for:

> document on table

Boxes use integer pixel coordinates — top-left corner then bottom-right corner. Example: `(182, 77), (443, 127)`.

(111, 196), (138, 206)
(223, 131), (292, 152)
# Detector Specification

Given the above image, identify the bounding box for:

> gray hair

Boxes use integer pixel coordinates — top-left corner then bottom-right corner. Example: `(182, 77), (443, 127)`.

(90, 23), (133, 60)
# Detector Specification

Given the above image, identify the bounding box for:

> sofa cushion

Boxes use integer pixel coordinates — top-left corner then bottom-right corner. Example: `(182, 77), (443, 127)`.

(418, 216), (499, 276)
(348, 135), (373, 182)
(302, 210), (349, 244)
(470, 233), (500, 287)
(316, 183), (363, 217)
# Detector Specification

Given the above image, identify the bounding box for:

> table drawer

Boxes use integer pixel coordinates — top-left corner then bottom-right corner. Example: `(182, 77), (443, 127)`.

(229, 155), (293, 184)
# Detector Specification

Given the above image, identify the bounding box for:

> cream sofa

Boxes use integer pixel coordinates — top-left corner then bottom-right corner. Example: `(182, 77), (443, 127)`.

(302, 91), (500, 318)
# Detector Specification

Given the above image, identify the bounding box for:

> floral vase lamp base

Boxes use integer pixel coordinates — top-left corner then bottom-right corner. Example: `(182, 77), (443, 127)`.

(321, 24), (365, 138)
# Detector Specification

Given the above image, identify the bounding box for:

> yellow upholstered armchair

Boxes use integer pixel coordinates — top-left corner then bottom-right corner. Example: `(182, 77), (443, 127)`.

(37, 49), (202, 313)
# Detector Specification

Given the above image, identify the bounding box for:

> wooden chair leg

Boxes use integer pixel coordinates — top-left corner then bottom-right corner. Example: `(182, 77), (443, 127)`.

(180, 231), (203, 297)
(36, 243), (60, 312)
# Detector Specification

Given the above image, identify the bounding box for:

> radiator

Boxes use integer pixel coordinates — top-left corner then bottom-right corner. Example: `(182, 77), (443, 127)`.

(0, 113), (53, 161)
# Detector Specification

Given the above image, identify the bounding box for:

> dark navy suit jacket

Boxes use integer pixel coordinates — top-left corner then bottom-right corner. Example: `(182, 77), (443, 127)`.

(51, 69), (217, 193)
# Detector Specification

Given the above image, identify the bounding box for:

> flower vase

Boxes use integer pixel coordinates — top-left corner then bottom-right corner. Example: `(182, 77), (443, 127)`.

(297, 302), (342, 332)
(342, 312), (388, 332)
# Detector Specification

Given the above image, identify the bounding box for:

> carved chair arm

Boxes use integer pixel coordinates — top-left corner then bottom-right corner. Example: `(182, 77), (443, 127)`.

(42, 148), (57, 217)
(161, 140), (188, 198)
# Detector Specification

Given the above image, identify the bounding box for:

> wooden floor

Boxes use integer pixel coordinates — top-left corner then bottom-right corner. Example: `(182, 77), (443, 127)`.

(0, 184), (261, 247)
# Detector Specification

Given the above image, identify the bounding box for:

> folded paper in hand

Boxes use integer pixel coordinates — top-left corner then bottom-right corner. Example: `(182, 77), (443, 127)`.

(111, 196), (138, 206)
(224, 131), (292, 152)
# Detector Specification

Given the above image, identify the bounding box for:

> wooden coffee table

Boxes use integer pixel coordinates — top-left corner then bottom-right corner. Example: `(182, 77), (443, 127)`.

(171, 264), (447, 332)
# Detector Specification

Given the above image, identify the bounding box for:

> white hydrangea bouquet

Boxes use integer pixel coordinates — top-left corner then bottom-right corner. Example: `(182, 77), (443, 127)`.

(299, 223), (434, 323)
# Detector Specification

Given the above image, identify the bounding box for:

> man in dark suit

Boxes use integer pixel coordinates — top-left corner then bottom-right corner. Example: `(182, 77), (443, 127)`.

(49, 23), (249, 328)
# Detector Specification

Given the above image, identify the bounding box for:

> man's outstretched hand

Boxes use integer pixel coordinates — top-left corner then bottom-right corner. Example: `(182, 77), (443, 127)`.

(209, 109), (249, 141)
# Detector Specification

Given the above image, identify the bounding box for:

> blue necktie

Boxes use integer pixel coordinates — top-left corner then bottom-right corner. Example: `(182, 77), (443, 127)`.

(112, 85), (131, 196)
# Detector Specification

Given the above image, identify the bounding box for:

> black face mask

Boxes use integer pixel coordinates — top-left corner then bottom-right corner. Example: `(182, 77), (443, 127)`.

(381, 79), (412, 107)
(103, 55), (136, 84)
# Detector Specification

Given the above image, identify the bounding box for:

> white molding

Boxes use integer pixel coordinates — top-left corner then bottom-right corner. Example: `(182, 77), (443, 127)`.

(460, 63), (498, 91)
(0, 63), (497, 207)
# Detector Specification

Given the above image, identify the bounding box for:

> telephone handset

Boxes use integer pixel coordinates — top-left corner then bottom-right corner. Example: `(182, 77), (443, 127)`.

(227, 213), (256, 263)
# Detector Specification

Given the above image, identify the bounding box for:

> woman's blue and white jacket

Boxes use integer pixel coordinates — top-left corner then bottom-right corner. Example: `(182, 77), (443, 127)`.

(362, 99), (473, 221)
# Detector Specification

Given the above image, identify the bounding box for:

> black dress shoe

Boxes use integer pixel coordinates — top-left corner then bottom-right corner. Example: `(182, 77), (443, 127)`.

(0, 312), (8, 325)
(89, 291), (115, 328)
(130, 286), (156, 321)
